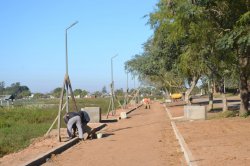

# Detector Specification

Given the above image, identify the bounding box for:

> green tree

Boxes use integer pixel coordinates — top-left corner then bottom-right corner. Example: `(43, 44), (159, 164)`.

(0, 81), (5, 95)
(126, 0), (249, 112)
(33, 93), (45, 99)
(102, 86), (107, 94)
(115, 88), (124, 97)
(17, 90), (31, 99)
(52, 87), (63, 98)
(125, 39), (184, 98)
(81, 90), (88, 97)
(126, 0), (208, 102)
(192, 0), (247, 111)
(93, 91), (102, 98)
(74, 89), (82, 97)
(216, 4), (250, 114)
(3, 82), (31, 99)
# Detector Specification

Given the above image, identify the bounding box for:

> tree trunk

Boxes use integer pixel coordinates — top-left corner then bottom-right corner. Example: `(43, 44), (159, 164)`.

(208, 91), (214, 112)
(184, 76), (199, 104)
(239, 54), (249, 116)
(207, 79), (214, 112)
(222, 93), (228, 112)
(213, 80), (220, 94)
(239, 71), (249, 115)
(164, 88), (171, 99)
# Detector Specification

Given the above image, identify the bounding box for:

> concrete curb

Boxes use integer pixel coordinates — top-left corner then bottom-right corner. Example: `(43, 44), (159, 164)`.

(165, 106), (173, 119)
(23, 123), (106, 166)
(165, 106), (197, 166)
(103, 104), (142, 121)
(117, 104), (143, 120)
(126, 104), (142, 115)
(170, 121), (197, 166)
(23, 137), (79, 166)
(165, 106), (184, 121)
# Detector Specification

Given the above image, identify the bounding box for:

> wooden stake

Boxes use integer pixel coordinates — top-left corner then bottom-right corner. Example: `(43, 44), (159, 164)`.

(57, 78), (66, 142)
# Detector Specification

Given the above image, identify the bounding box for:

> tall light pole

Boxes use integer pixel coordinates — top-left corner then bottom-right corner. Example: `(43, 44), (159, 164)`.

(126, 71), (129, 96)
(111, 54), (118, 88)
(123, 71), (129, 108)
(111, 54), (118, 115)
(65, 21), (78, 113)
(106, 54), (118, 118)
(56, 21), (79, 142)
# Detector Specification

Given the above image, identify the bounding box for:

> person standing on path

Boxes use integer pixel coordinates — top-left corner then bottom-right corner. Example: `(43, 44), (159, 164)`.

(143, 97), (151, 109)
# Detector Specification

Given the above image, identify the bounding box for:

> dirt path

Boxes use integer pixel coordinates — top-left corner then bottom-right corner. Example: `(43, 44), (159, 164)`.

(165, 96), (250, 166)
(44, 102), (184, 166)
(177, 118), (250, 166)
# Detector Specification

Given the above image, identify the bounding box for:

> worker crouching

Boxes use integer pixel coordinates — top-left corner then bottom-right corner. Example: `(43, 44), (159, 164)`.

(63, 111), (90, 140)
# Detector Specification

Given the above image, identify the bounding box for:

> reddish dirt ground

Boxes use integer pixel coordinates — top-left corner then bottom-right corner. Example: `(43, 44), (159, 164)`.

(166, 96), (250, 166)
(177, 118), (250, 165)
(167, 106), (184, 118)
(44, 102), (184, 166)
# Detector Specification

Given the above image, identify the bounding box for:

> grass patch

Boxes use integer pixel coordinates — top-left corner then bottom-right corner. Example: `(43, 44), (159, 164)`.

(212, 93), (238, 98)
(0, 98), (113, 157)
(208, 110), (239, 119)
(76, 98), (111, 114)
(239, 111), (250, 118)
(0, 107), (57, 157)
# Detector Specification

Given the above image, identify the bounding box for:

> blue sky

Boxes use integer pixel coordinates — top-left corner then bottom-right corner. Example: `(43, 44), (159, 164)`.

(0, 0), (157, 93)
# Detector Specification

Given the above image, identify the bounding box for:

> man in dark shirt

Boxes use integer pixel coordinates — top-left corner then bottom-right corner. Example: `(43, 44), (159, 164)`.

(63, 111), (90, 139)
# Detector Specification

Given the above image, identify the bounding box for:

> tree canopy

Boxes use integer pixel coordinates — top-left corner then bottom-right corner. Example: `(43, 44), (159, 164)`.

(125, 0), (249, 114)
(0, 81), (31, 99)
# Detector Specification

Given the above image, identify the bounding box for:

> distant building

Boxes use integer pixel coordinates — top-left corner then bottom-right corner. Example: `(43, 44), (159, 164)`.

(101, 93), (111, 98)
(84, 94), (91, 98)
(75, 95), (81, 99)
(3, 95), (15, 101)
(49, 95), (55, 99)
(0, 95), (15, 106)
(29, 94), (34, 99)
(84, 93), (96, 98)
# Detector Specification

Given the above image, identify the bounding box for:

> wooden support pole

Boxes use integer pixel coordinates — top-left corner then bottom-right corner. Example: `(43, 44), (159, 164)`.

(106, 97), (112, 118)
(45, 115), (58, 136)
(58, 78), (66, 142)
(68, 77), (78, 112)
(45, 101), (67, 137)
(46, 75), (78, 142)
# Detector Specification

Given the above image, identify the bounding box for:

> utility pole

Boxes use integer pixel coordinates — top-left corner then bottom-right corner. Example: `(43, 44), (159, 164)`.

(123, 71), (129, 108)
(65, 21), (78, 113)
(50, 21), (79, 142)
(106, 54), (124, 118)
(106, 55), (118, 118)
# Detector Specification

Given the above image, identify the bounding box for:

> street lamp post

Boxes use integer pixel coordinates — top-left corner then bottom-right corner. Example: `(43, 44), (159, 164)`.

(110, 54), (118, 115)
(46, 21), (79, 142)
(106, 54), (118, 118)
(111, 54), (118, 89)
(57, 21), (79, 142)
(65, 21), (78, 113)
(123, 71), (129, 108)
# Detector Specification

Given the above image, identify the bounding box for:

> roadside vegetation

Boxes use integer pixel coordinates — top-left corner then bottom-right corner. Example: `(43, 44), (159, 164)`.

(0, 87), (163, 157)
(0, 98), (113, 157)
(0, 107), (57, 157)
(125, 0), (249, 115)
